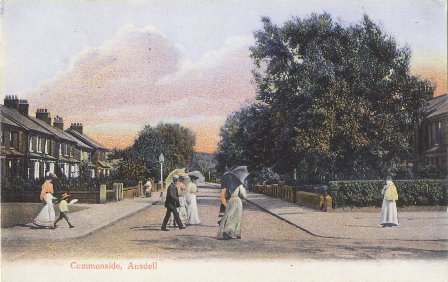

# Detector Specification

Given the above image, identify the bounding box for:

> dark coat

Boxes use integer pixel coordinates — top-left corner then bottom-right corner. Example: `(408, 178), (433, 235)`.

(165, 182), (180, 209)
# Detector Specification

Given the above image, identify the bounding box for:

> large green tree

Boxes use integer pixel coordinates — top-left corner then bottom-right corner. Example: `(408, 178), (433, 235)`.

(116, 123), (196, 181)
(218, 13), (434, 181)
(216, 102), (274, 173)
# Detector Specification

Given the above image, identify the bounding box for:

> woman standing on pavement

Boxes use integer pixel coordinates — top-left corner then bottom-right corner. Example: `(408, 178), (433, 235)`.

(33, 171), (58, 229)
(380, 177), (399, 227)
(186, 172), (201, 225)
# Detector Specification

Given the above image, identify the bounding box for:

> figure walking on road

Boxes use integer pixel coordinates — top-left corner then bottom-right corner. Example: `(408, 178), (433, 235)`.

(161, 175), (185, 231)
(186, 171), (202, 225)
(177, 173), (189, 225)
(380, 177), (399, 227)
(33, 171), (58, 229)
(217, 166), (249, 240)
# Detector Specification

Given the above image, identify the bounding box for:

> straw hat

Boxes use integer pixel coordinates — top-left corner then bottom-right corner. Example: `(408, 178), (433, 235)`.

(45, 171), (57, 179)
(61, 192), (70, 200)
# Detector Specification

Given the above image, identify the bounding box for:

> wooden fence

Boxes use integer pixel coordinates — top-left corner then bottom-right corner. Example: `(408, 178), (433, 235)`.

(253, 183), (332, 211)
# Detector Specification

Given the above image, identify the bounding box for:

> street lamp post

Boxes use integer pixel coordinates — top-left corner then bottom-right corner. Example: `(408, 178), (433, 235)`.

(159, 153), (164, 197)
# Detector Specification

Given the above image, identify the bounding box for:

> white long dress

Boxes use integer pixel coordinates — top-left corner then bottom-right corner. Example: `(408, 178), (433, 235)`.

(186, 182), (201, 225)
(380, 184), (399, 226)
(33, 193), (56, 228)
(217, 185), (247, 239)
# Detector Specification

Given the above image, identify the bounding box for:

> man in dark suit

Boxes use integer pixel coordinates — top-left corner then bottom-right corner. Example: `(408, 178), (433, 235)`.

(161, 175), (185, 231)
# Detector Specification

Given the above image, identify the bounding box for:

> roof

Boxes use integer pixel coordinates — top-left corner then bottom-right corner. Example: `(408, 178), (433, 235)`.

(0, 105), (53, 135)
(66, 129), (108, 150)
(1, 114), (23, 129)
(1, 147), (25, 157)
(97, 161), (111, 168)
(29, 116), (77, 144)
(426, 94), (448, 119)
(29, 152), (58, 160)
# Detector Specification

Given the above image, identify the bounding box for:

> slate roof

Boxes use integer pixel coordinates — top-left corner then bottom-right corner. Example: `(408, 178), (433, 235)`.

(0, 105), (53, 135)
(66, 129), (108, 150)
(426, 94), (448, 119)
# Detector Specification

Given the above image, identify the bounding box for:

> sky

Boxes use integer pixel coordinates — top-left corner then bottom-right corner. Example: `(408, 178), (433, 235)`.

(1, 0), (447, 153)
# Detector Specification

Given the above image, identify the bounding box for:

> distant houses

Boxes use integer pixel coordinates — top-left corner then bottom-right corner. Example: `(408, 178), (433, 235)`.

(418, 93), (448, 175)
(1, 95), (110, 180)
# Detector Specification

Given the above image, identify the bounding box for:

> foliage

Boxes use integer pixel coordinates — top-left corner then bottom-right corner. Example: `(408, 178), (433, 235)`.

(245, 167), (280, 191)
(328, 179), (447, 207)
(188, 152), (218, 181)
(1, 175), (138, 195)
(120, 123), (196, 181)
(217, 13), (434, 181)
(216, 103), (274, 173)
(156, 123), (196, 170)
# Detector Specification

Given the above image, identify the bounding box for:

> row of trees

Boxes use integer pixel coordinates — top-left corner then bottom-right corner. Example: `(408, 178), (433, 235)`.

(217, 14), (434, 183)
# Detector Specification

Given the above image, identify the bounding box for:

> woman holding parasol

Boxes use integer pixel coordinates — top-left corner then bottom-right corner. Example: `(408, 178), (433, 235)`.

(217, 166), (249, 240)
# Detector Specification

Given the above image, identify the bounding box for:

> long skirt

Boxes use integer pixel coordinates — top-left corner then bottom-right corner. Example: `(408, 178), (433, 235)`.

(33, 193), (56, 228)
(187, 194), (201, 225)
(170, 197), (188, 226)
(380, 199), (399, 226)
(217, 196), (243, 239)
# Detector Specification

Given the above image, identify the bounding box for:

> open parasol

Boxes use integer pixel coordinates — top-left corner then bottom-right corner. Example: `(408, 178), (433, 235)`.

(164, 168), (186, 191)
(188, 171), (205, 183)
(221, 166), (249, 195)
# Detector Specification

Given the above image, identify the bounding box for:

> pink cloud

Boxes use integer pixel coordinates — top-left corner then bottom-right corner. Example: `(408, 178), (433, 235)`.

(23, 25), (257, 152)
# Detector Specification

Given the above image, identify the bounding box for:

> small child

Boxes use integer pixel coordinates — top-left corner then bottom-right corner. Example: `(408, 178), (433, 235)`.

(54, 192), (75, 228)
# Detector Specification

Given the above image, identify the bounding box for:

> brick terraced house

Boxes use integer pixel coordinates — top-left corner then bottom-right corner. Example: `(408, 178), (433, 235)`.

(1, 95), (109, 180)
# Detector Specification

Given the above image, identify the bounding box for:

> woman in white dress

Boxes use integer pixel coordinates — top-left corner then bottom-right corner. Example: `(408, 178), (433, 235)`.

(380, 178), (399, 227)
(217, 184), (247, 239)
(176, 173), (189, 225)
(33, 172), (57, 229)
(186, 174), (201, 225)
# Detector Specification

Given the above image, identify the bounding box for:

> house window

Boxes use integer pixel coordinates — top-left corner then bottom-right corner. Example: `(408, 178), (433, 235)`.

(44, 139), (49, 154)
(34, 161), (40, 179)
(59, 144), (62, 155)
(29, 137), (33, 152)
(1, 130), (5, 147)
(434, 121), (442, 146)
(36, 136), (41, 153)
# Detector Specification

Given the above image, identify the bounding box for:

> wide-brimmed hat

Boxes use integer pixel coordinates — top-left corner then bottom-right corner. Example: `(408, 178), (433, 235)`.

(61, 192), (70, 199)
(178, 172), (188, 179)
(45, 171), (57, 179)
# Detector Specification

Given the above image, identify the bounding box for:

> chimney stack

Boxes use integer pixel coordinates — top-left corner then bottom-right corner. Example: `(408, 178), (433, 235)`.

(36, 108), (52, 125)
(70, 123), (83, 134)
(18, 99), (29, 116)
(4, 95), (19, 110)
(53, 116), (64, 130)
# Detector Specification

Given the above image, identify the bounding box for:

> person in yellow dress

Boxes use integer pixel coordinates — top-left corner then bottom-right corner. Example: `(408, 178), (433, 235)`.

(380, 177), (399, 227)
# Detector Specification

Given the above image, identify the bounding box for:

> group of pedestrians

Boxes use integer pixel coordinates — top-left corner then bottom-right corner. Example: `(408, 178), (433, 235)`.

(161, 172), (202, 231)
(33, 171), (75, 229)
(32, 167), (398, 236)
(160, 166), (249, 240)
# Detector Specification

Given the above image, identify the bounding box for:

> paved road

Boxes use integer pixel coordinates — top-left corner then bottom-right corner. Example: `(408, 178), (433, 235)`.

(2, 186), (447, 261)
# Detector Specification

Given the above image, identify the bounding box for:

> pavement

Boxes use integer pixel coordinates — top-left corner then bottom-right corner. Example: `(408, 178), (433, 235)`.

(2, 183), (447, 242)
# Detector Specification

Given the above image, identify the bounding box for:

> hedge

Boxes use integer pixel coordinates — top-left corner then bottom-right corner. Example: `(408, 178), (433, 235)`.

(1, 176), (139, 193)
(328, 179), (448, 208)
